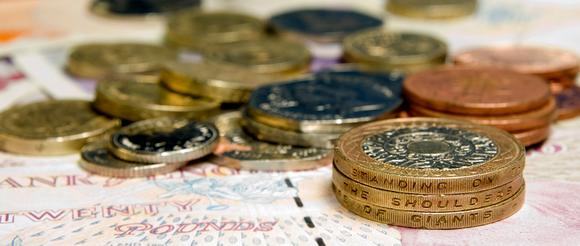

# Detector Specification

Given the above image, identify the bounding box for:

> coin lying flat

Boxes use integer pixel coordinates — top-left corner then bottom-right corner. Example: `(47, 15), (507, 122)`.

(165, 11), (265, 51)
(555, 86), (580, 121)
(334, 183), (525, 229)
(94, 80), (220, 121)
(0, 100), (120, 155)
(408, 98), (556, 132)
(343, 30), (447, 72)
(387, 0), (478, 19)
(110, 118), (219, 163)
(268, 8), (383, 43)
(242, 111), (339, 149)
(79, 140), (186, 178)
(334, 118), (525, 194)
(211, 112), (331, 171)
(161, 62), (301, 103)
(247, 70), (403, 133)
(403, 67), (552, 115)
(203, 39), (311, 74)
(453, 46), (579, 80)
(332, 166), (524, 212)
(67, 43), (177, 79)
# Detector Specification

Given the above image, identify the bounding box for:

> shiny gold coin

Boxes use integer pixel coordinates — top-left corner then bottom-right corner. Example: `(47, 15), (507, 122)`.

(512, 125), (550, 147)
(242, 111), (339, 149)
(67, 43), (177, 80)
(211, 112), (331, 171)
(342, 30), (447, 73)
(79, 140), (186, 178)
(203, 39), (311, 74)
(334, 118), (525, 194)
(94, 80), (220, 121)
(165, 11), (265, 51)
(0, 100), (120, 155)
(110, 118), (219, 163)
(387, 0), (478, 19)
(408, 98), (556, 132)
(161, 62), (303, 103)
(332, 166), (523, 212)
(334, 183), (525, 229)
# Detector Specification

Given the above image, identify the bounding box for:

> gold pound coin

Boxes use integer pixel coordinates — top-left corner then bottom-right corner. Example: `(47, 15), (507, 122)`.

(343, 30), (447, 73)
(334, 118), (525, 194)
(332, 166), (524, 212)
(67, 43), (177, 80)
(387, 0), (478, 19)
(165, 11), (265, 51)
(212, 112), (331, 171)
(334, 183), (525, 229)
(203, 39), (311, 74)
(242, 111), (339, 149)
(94, 80), (220, 121)
(0, 100), (120, 155)
(161, 62), (301, 103)
(110, 118), (219, 163)
(79, 140), (186, 178)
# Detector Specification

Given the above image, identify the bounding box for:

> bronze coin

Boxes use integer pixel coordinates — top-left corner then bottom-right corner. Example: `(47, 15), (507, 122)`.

(403, 67), (552, 115)
(512, 125), (550, 147)
(555, 86), (580, 120)
(408, 98), (556, 131)
(453, 46), (579, 79)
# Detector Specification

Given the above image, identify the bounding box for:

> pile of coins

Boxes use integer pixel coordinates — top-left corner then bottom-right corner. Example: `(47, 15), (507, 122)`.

(405, 67), (555, 146)
(453, 46), (580, 120)
(342, 29), (448, 73)
(333, 118), (525, 229)
(79, 118), (219, 178)
(241, 69), (404, 149)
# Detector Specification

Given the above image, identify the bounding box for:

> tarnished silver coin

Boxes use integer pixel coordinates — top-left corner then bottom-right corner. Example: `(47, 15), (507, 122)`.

(109, 118), (219, 163)
(212, 112), (331, 171)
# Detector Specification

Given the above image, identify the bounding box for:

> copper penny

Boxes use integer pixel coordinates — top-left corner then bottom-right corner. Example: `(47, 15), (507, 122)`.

(453, 46), (579, 79)
(408, 98), (556, 132)
(512, 125), (550, 147)
(555, 86), (580, 120)
(403, 67), (552, 115)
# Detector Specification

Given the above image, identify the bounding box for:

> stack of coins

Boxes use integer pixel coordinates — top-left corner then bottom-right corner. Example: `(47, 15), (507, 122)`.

(79, 118), (219, 178)
(333, 118), (525, 229)
(0, 100), (120, 155)
(165, 11), (266, 52)
(66, 43), (177, 82)
(404, 67), (554, 147)
(241, 69), (404, 148)
(211, 111), (332, 171)
(342, 29), (447, 73)
(386, 0), (478, 19)
(453, 46), (580, 121)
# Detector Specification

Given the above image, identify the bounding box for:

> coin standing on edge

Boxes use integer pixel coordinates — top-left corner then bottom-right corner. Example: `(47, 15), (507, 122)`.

(212, 112), (331, 171)
(79, 141), (186, 178)
(66, 43), (177, 79)
(334, 118), (525, 194)
(403, 67), (552, 115)
(343, 30), (447, 72)
(268, 8), (383, 43)
(247, 70), (403, 133)
(387, 0), (478, 19)
(94, 80), (220, 121)
(110, 118), (219, 163)
(0, 100), (120, 155)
